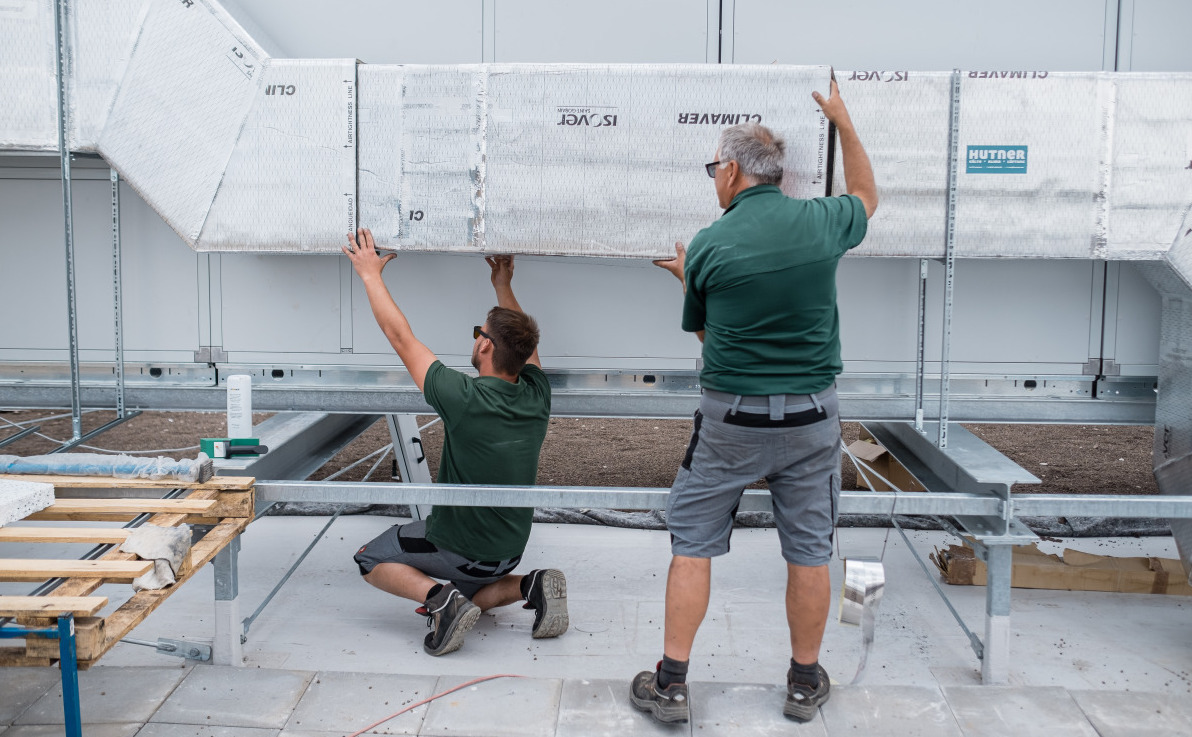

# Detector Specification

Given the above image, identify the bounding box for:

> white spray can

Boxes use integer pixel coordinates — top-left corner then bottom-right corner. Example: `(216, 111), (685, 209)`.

(226, 374), (253, 439)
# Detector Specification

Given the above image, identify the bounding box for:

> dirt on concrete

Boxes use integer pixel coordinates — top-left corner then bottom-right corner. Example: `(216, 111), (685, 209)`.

(3, 408), (1154, 495)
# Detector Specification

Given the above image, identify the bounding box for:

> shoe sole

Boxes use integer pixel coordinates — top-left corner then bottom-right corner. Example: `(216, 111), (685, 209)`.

(531, 569), (569, 639)
(629, 689), (689, 723)
(783, 684), (829, 722)
(425, 601), (480, 656)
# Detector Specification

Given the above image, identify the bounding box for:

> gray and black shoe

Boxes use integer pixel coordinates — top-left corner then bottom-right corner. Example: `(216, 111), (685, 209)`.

(630, 666), (689, 724)
(784, 663), (830, 722)
(523, 569), (569, 639)
(422, 583), (480, 656)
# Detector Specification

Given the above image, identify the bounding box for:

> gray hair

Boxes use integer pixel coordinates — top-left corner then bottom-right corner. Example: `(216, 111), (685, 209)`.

(717, 123), (785, 185)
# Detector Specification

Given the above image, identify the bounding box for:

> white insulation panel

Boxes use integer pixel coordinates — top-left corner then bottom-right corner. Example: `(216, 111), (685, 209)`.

(98, 0), (267, 246)
(357, 64), (831, 258)
(0, 479), (54, 527)
(482, 64), (831, 258)
(357, 64), (404, 249)
(1109, 74), (1192, 259)
(67, 0), (150, 151)
(833, 71), (951, 258)
(955, 72), (1106, 258)
(197, 59), (358, 252)
(0, 0), (57, 150)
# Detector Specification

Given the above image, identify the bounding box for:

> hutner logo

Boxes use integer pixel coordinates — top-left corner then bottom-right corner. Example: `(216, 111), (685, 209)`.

(557, 107), (619, 127)
(966, 145), (1028, 174)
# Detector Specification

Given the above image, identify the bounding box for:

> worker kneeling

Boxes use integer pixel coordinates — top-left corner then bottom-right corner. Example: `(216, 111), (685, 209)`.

(344, 229), (565, 656)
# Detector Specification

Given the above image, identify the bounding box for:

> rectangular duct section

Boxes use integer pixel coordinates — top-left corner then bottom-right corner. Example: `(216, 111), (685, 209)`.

(1, 0), (1188, 261)
(97, 0), (268, 247)
(196, 58), (358, 252)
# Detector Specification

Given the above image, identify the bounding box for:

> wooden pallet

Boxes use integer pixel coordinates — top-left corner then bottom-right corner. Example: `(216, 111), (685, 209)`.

(0, 474), (253, 669)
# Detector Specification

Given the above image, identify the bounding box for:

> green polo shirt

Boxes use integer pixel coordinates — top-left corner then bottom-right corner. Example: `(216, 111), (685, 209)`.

(421, 360), (551, 561)
(683, 185), (868, 396)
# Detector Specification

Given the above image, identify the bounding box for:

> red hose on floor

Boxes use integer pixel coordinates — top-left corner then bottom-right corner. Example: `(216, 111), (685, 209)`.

(346, 673), (525, 737)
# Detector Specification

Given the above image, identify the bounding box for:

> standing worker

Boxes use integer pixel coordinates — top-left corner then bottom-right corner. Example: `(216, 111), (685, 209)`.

(345, 228), (568, 656)
(631, 77), (877, 723)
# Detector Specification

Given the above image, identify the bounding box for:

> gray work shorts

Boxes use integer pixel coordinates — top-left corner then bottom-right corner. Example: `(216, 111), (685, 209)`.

(666, 385), (842, 567)
(353, 519), (522, 599)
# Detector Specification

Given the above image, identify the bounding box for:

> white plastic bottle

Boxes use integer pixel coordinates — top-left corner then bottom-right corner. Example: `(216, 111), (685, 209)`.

(226, 374), (253, 439)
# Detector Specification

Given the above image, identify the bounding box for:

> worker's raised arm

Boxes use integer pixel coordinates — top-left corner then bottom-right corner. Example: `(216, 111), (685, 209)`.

(813, 78), (878, 218)
(343, 228), (438, 391)
(487, 255), (541, 368)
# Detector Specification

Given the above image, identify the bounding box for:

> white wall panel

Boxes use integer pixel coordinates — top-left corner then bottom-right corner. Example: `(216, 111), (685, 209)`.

(219, 0), (483, 64)
(492, 0), (710, 63)
(219, 255), (342, 355)
(732, 0), (1110, 71)
(1121, 0), (1192, 72)
(0, 177), (199, 361)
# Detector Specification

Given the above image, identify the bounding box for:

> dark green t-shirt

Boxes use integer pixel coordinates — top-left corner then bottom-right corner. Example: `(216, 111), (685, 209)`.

(683, 185), (868, 396)
(421, 360), (551, 561)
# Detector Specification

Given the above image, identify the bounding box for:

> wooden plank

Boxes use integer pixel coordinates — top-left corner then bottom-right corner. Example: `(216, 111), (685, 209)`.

(0, 596), (108, 617)
(0, 647), (53, 667)
(0, 474), (255, 491)
(39, 489), (220, 601)
(87, 516), (250, 665)
(26, 498), (217, 521)
(26, 516), (250, 663)
(0, 527), (133, 544)
(0, 559), (152, 582)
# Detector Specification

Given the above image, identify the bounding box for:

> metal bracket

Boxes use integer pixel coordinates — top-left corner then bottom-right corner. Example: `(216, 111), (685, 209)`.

(1101, 358), (1121, 376)
(1082, 357), (1102, 376)
(122, 637), (211, 661)
(194, 346), (229, 364)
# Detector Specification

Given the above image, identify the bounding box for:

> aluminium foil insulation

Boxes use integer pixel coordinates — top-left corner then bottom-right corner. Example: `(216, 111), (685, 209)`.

(196, 58), (358, 252)
(96, 0), (268, 247)
(0, 0), (57, 151)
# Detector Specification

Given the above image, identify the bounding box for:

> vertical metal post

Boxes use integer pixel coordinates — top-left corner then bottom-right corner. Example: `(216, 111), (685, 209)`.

(914, 259), (929, 432)
(387, 414), (434, 520)
(981, 544), (1013, 684)
(937, 69), (962, 448)
(57, 615), (83, 737)
(111, 169), (126, 417)
(53, 0), (82, 440)
(213, 537), (243, 666)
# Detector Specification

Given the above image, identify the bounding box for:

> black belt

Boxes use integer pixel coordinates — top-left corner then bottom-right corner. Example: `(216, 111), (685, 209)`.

(723, 404), (827, 428)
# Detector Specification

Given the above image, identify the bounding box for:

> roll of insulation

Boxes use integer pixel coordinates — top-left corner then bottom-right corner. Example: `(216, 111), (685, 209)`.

(226, 374), (253, 439)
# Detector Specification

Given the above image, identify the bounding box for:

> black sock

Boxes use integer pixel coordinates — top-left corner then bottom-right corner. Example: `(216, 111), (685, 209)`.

(424, 583), (444, 604)
(789, 658), (819, 689)
(658, 655), (689, 689)
(519, 571), (537, 600)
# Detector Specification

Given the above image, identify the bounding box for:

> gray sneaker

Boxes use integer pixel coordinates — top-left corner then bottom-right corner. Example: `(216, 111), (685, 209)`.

(523, 569), (569, 639)
(784, 663), (830, 722)
(630, 667), (689, 724)
(422, 583), (480, 656)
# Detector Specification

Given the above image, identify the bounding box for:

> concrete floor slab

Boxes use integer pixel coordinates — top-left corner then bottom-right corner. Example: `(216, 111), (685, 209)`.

(0, 669), (59, 724)
(943, 686), (1097, 737)
(136, 726), (279, 737)
(820, 686), (962, 737)
(420, 675), (561, 737)
(1069, 690), (1192, 737)
(554, 678), (681, 737)
(14, 667), (185, 725)
(691, 681), (827, 736)
(150, 666), (313, 729)
(1, 724), (140, 737)
(285, 671), (438, 735)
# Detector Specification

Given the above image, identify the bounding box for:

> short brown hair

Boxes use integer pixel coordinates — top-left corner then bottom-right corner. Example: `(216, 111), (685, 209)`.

(486, 306), (539, 375)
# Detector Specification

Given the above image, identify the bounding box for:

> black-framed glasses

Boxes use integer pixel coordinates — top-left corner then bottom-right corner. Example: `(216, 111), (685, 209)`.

(473, 325), (494, 342)
(704, 160), (723, 178)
